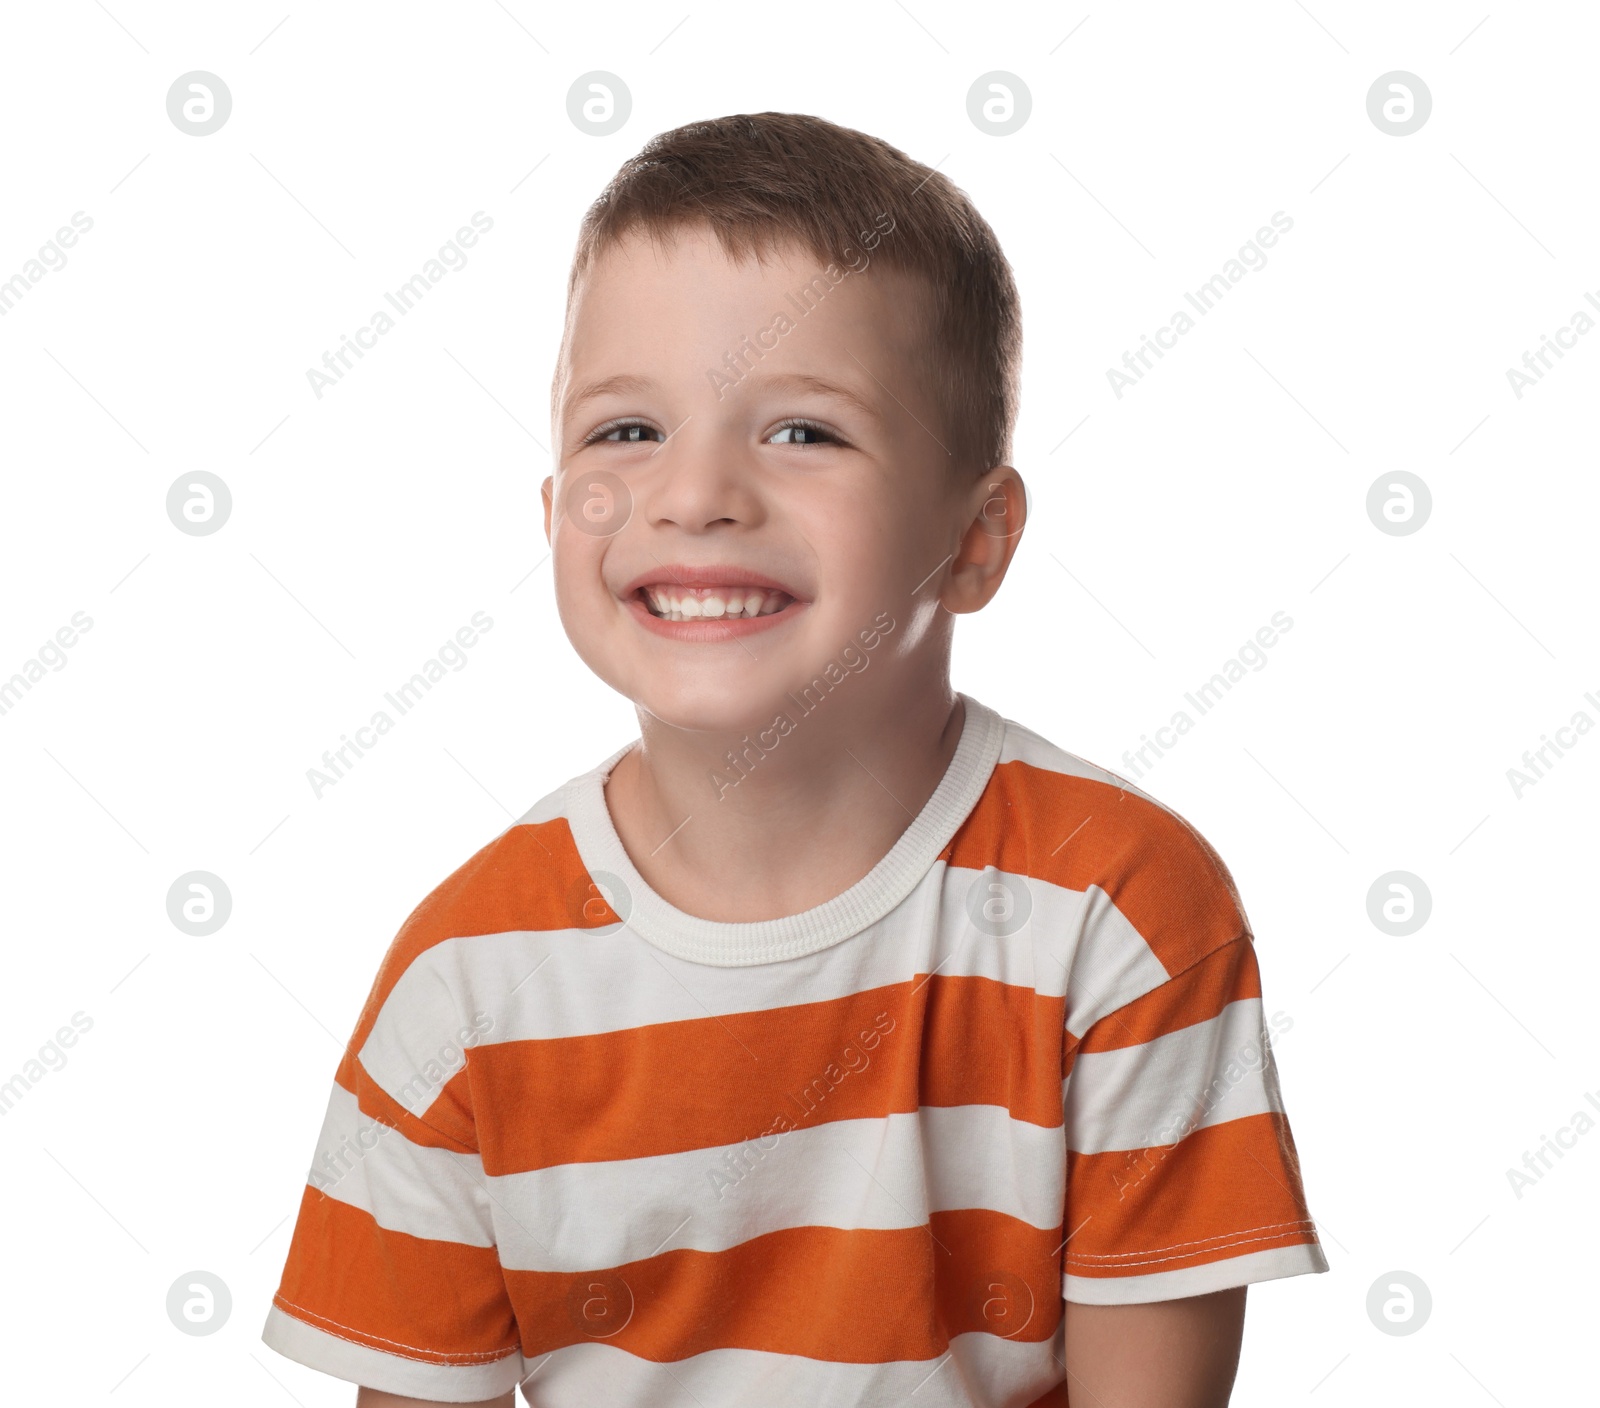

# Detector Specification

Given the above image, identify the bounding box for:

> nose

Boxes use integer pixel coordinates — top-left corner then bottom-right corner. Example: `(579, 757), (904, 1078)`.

(638, 421), (763, 532)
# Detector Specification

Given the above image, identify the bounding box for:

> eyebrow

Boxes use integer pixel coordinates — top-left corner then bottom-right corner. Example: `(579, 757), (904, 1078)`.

(563, 373), (656, 417)
(748, 372), (882, 424)
(562, 370), (883, 424)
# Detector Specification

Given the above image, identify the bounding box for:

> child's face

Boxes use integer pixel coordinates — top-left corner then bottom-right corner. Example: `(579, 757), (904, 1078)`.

(543, 224), (981, 734)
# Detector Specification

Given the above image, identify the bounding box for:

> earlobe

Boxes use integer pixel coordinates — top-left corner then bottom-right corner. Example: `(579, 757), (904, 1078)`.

(541, 475), (555, 544)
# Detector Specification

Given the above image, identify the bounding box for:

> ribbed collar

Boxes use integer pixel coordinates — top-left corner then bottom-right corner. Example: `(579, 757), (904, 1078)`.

(562, 693), (1005, 966)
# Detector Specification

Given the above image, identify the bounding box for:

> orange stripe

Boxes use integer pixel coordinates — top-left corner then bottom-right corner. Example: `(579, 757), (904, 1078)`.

(278, 1197), (1073, 1367)
(947, 760), (1248, 976)
(470, 976), (1067, 1175)
(274, 1187), (519, 1364)
(1064, 1112), (1317, 1278)
(505, 1210), (1064, 1360)
(1070, 937), (1261, 1057)
(920, 976), (1066, 1123)
(333, 819), (600, 1092)
(343, 1063), (478, 1154)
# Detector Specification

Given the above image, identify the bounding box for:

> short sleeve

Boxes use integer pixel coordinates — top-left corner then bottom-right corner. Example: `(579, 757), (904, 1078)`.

(1060, 935), (1328, 1303)
(261, 942), (527, 1400)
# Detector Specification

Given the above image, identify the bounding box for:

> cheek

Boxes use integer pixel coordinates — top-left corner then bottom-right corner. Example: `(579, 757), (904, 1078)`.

(794, 493), (927, 615)
(859, 504), (944, 588)
(819, 551), (897, 630)
(551, 531), (612, 619)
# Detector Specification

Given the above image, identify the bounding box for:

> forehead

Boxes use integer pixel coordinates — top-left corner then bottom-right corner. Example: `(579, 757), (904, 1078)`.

(560, 224), (930, 395)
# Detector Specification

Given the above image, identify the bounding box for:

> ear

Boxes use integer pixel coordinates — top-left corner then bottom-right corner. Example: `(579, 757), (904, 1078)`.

(942, 465), (1027, 615)
(541, 475), (555, 545)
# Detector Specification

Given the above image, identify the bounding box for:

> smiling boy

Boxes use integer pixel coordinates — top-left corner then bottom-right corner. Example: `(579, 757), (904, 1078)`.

(264, 112), (1326, 1407)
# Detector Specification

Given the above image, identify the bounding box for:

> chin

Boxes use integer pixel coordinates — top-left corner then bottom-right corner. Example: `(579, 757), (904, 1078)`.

(631, 677), (793, 737)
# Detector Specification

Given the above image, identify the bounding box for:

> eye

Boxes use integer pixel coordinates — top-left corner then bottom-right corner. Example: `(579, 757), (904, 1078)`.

(766, 418), (840, 447)
(584, 419), (662, 445)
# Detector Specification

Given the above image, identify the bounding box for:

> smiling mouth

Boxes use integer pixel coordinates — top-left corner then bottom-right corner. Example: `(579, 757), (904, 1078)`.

(637, 585), (797, 621)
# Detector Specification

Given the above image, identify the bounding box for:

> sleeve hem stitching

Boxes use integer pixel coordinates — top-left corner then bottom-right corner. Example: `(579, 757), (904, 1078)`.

(1065, 1220), (1319, 1270)
(272, 1293), (518, 1366)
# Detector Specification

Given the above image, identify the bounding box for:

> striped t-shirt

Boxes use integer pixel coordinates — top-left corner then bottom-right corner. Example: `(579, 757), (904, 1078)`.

(263, 692), (1327, 1403)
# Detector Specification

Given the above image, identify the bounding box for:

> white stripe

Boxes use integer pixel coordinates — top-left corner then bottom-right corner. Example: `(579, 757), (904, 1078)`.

(518, 1327), (1065, 1408)
(297, 1095), (1071, 1271)
(1061, 883), (1173, 1036)
(487, 1105), (1066, 1273)
(262, 1304), (524, 1400)
(513, 763), (609, 829)
(997, 715), (1167, 810)
(1063, 1241), (1329, 1304)
(304, 1082), (496, 1246)
(1063, 998), (1282, 1154)
(355, 940), (497, 1115)
(360, 862), (1166, 1110)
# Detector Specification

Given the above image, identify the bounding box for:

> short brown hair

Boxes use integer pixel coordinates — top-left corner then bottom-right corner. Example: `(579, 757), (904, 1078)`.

(560, 112), (1021, 478)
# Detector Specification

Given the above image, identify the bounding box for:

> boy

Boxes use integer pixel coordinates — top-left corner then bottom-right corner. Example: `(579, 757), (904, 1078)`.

(263, 112), (1326, 1407)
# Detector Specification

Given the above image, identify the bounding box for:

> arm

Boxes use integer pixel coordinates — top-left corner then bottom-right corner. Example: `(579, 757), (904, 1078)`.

(1062, 1287), (1246, 1408)
(357, 1390), (514, 1408)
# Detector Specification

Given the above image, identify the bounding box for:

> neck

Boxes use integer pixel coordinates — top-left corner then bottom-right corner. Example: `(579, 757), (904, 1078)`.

(606, 659), (964, 923)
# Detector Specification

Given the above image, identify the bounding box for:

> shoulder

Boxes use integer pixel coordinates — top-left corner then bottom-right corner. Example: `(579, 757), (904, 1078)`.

(953, 712), (1252, 985)
(344, 766), (601, 1050)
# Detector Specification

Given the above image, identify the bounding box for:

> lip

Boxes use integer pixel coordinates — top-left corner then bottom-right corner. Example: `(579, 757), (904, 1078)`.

(619, 564), (805, 598)
(618, 564), (809, 642)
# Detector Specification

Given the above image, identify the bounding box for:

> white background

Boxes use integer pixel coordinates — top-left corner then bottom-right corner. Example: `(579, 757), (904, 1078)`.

(1, 1), (1595, 1403)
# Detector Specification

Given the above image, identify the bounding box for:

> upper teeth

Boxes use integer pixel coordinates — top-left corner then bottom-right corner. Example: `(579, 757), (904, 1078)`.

(643, 586), (792, 620)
